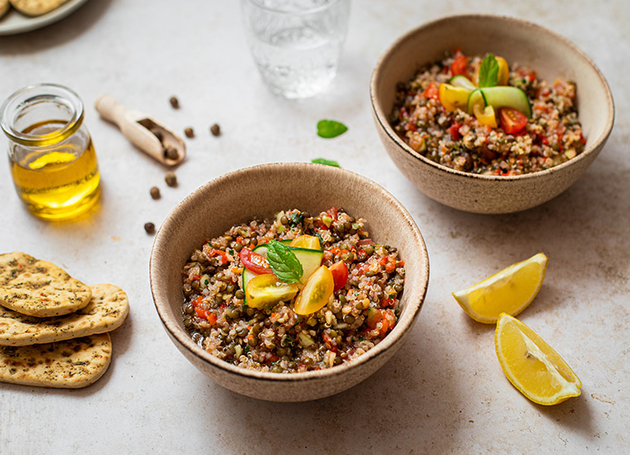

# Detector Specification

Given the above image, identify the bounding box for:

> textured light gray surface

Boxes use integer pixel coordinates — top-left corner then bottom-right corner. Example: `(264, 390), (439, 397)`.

(0, 0), (628, 453)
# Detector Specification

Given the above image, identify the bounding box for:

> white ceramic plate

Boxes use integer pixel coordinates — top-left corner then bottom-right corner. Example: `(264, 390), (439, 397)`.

(0, 0), (90, 35)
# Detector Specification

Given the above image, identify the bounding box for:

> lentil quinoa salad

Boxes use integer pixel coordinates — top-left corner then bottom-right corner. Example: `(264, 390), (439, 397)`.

(182, 208), (405, 373)
(390, 50), (586, 175)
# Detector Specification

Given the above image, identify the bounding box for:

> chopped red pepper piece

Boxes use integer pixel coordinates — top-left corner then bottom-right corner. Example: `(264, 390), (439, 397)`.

(208, 248), (229, 264)
(448, 123), (461, 141)
(423, 82), (439, 100)
(451, 54), (469, 77)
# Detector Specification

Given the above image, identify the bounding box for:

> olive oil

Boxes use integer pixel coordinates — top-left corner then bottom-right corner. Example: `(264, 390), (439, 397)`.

(9, 120), (100, 220)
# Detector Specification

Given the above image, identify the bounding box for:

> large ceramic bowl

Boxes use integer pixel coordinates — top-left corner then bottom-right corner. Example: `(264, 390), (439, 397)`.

(370, 14), (614, 214)
(149, 163), (429, 402)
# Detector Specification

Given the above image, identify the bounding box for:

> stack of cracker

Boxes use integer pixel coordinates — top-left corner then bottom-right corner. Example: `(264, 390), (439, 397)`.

(1, 0), (72, 20)
(0, 252), (129, 389)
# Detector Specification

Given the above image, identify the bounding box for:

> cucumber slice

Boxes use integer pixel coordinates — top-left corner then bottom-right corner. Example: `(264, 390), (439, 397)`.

(480, 86), (532, 118)
(466, 89), (488, 114)
(241, 242), (324, 292)
(467, 87), (531, 118)
(449, 75), (476, 91)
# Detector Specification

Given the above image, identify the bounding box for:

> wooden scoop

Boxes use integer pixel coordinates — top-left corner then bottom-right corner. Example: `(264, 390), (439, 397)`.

(95, 94), (186, 166)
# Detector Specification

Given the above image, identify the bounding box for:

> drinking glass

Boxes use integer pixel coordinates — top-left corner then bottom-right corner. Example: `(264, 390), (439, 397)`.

(241, 0), (351, 99)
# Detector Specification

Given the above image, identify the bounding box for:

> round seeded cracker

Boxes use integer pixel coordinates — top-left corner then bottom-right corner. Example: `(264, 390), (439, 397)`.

(0, 0), (10, 19)
(0, 333), (112, 388)
(9, 0), (70, 16)
(0, 283), (130, 346)
(0, 252), (92, 317)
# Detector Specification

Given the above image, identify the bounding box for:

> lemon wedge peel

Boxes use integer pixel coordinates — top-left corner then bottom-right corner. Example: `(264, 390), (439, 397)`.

(452, 252), (549, 324)
(494, 313), (582, 406)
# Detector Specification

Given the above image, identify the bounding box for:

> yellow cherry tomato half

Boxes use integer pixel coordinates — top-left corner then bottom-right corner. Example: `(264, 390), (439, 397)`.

(289, 235), (321, 250)
(293, 265), (334, 315)
(496, 56), (510, 86)
(473, 103), (498, 128)
(439, 83), (470, 112)
(245, 274), (299, 309)
(474, 56), (510, 86)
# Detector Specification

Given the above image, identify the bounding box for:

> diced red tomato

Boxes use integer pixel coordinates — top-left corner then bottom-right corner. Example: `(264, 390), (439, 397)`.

(239, 247), (273, 275)
(380, 309), (396, 337)
(194, 308), (216, 325)
(451, 55), (470, 77)
(379, 256), (397, 272)
(498, 107), (527, 134)
(330, 261), (348, 291)
(579, 133), (587, 145)
(208, 248), (229, 265)
(423, 82), (439, 99)
(448, 123), (461, 141)
(327, 207), (339, 221)
(381, 298), (393, 307)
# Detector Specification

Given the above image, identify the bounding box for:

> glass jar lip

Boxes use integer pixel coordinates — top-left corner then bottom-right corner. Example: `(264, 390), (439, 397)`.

(243, 0), (345, 15)
(0, 83), (85, 146)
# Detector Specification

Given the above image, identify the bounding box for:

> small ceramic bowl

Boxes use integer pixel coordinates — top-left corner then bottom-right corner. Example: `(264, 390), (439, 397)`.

(149, 163), (429, 402)
(370, 14), (614, 214)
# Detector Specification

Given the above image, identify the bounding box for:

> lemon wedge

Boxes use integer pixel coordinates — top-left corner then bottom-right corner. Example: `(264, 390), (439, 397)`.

(452, 253), (548, 323)
(495, 313), (581, 405)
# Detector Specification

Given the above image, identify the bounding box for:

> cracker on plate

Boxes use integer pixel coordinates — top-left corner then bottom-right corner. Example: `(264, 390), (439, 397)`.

(0, 333), (112, 388)
(0, 284), (129, 346)
(9, 0), (70, 17)
(0, 252), (92, 318)
(0, 0), (10, 19)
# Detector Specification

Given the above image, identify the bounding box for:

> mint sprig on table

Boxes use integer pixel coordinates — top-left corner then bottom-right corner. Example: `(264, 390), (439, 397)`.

(317, 120), (348, 138)
(266, 240), (303, 284)
(478, 53), (499, 88)
(311, 158), (340, 167)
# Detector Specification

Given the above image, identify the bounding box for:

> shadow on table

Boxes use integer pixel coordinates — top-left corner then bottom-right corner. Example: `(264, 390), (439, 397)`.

(192, 314), (470, 455)
(419, 138), (629, 305)
(535, 391), (595, 438)
(0, 311), (133, 399)
(0, 0), (113, 53)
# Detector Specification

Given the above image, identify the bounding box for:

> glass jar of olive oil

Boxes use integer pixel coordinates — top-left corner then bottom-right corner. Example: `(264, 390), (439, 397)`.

(0, 83), (100, 220)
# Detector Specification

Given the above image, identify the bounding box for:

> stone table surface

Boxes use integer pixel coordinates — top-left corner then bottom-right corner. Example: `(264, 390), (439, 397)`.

(0, 0), (628, 453)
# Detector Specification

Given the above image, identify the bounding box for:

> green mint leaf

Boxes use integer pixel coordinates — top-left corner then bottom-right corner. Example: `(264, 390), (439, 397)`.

(478, 54), (499, 88)
(317, 120), (348, 139)
(266, 240), (303, 284)
(311, 158), (340, 167)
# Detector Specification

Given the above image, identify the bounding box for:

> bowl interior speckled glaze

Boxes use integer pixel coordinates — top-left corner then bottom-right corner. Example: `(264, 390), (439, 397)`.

(150, 163), (429, 402)
(370, 14), (614, 214)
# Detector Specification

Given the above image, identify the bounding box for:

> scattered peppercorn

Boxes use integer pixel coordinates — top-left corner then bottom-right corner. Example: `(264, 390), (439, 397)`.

(164, 146), (179, 161)
(210, 123), (221, 136)
(144, 222), (155, 234)
(165, 172), (177, 187)
(184, 127), (194, 138)
(150, 186), (161, 200)
(169, 96), (179, 109)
